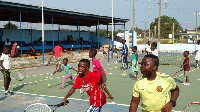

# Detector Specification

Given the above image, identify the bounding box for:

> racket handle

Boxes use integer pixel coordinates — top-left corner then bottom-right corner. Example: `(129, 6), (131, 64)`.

(57, 100), (69, 107)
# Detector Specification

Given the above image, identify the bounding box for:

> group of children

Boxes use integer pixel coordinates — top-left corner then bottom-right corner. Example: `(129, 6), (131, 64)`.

(1, 39), (200, 112)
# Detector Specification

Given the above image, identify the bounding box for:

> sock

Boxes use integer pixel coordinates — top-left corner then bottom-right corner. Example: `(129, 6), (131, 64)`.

(5, 90), (8, 93)
(197, 64), (199, 67)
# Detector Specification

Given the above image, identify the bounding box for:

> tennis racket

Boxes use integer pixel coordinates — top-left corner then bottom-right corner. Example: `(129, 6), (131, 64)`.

(45, 71), (56, 79)
(67, 51), (74, 56)
(24, 100), (69, 112)
(122, 67), (130, 76)
(11, 70), (26, 81)
(182, 102), (200, 112)
(172, 69), (183, 78)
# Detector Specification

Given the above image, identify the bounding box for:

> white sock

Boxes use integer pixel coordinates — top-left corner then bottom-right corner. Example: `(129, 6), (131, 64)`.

(197, 64), (199, 67)
(5, 90), (8, 93)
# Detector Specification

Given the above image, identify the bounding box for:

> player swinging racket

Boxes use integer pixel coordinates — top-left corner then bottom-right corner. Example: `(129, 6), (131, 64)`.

(0, 46), (18, 95)
(55, 58), (77, 89)
(129, 54), (180, 112)
(61, 59), (107, 112)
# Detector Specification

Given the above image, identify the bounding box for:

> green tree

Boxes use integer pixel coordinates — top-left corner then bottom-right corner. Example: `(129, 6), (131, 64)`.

(150, 16), (183, 39)
(4, 22), (18, 29)
(198, 26), (200, 30)
(129, 27), (143, 36)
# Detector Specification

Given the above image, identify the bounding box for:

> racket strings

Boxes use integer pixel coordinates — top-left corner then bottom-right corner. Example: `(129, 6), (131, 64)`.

(25, 104), (51, 112)
(183, 104), (200, 112)
(14, 71), (26, 80)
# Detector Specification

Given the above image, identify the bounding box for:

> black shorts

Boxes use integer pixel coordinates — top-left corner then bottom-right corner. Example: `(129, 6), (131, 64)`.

(1, 69), (10, 78)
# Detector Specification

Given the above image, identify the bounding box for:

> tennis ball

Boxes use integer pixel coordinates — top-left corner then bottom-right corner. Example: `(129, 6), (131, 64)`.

(48, 84), (50, 87)
(72, 45), (73, 47)
(17, 46), (20, 48)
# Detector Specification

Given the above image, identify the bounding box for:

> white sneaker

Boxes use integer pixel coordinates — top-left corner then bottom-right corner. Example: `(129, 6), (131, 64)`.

(184, 83), (190, 86)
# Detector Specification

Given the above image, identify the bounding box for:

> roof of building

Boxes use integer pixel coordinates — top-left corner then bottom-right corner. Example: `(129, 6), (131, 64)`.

(0, 1), (129, 26)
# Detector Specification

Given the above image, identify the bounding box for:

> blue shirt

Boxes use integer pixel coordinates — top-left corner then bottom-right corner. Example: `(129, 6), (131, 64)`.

(122, 44), (128, 55)
(61, 64), (72, 75)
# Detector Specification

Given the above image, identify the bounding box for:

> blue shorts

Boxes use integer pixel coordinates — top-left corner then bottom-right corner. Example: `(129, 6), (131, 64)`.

(86, 105), (102, 112)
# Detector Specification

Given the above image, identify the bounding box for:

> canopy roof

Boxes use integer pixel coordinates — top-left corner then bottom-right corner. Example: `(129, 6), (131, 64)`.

(0, 1), (129, 27)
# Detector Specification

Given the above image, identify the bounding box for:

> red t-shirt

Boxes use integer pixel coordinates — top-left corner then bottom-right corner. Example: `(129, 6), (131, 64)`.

(183, 57), (190, 71)
(92, 58), (106, 74)
(54, 46), (62, 57)
(73, 71), (106, 107)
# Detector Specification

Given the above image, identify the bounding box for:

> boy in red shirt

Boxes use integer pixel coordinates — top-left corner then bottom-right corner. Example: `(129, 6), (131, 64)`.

(61, 59), (107, 112)
(181, 51), (190, 86)
(54, 42), (63, 72)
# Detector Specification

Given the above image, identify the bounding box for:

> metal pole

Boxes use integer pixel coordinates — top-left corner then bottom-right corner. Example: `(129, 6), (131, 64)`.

(158, 0), (161, 50)
(172, 22), (174, 44)
(112, 0), (114, 59)
(154, 26), (156, 41)
(132, 0), (135, 31)
(52, 15), (54, 48)
(124, 23), (125, 39)
(107, 24), (108, 37)
(196, 11), (198, 40)
(144, 22), (146, 48)
(132, 31), (134, 48)
(42, 0), (45, 66)
(20, 11), (22, 58)
(149, 0), (151, 41)
(78, 20), (80, 53)
(98, 20), (100, 51)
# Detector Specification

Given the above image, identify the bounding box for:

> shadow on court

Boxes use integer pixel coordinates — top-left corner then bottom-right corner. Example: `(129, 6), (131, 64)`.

(0, 96), (8, 102)
(174, 78), (184, 84)
(12, 84), (27, 91)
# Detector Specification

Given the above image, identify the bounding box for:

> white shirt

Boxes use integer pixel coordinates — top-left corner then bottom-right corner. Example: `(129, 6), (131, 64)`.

(0, 53), (10, 69)
(146, 44), (151, 52)
(196, 44), (200, 56)
(5, 41), (11, 46)
(151, 49), (158, 56)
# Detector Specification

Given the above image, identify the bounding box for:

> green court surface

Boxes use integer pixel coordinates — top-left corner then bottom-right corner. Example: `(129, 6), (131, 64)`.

(0, 59), (200, 111)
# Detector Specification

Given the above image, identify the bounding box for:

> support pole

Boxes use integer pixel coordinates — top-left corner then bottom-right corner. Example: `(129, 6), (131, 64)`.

(158, 0), (161, 50)
(78, 20), (80, 53)
(172, 22), (174, 44)
(149, 0), (151, 41)
(111, 0), (114, 59)
(124, 23), (125, 39)
(42, 0), (45, 66)
(52, 15), (54, 48)
(20, 11), (22, 58)
(107, 24), (108, 37)
(98, 20), (100, 51)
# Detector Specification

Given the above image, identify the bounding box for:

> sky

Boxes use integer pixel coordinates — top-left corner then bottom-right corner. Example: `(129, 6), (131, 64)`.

(1, 0), (200, 31)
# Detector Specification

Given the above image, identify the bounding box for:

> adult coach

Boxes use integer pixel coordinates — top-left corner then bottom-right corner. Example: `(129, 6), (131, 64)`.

(122, 39), (128, 70)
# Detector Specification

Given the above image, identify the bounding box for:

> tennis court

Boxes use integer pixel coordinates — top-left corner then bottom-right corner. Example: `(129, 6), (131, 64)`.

(0, 54), (200, 111)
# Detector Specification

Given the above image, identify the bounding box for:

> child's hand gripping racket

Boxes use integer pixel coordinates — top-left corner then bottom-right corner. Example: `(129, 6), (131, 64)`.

(24, 100), (69, 112)
(182, 102), (200, 112)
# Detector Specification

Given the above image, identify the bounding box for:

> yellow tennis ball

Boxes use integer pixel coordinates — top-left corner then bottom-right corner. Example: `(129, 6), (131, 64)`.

(48, 84), (50, 86)
(72, 45), (73, 47)
(17, 46), (20, 48)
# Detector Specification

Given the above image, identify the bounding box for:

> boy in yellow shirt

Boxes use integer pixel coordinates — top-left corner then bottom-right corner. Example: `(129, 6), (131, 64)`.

(129, 54), (180, 112)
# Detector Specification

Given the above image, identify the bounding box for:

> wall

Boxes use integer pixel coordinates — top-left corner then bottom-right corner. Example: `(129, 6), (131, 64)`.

(0, 29), (113, 46)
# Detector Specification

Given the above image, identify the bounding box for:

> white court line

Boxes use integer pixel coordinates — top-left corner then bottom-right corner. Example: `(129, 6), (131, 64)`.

(0, 90), (181, 112)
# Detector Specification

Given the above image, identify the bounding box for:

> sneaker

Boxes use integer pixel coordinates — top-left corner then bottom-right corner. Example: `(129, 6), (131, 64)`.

(5, 91), (14, 95)
(184, 83), (190, 86)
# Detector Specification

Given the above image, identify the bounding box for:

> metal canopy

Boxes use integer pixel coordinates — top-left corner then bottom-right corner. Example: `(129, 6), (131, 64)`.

(0, 1), (129, 26)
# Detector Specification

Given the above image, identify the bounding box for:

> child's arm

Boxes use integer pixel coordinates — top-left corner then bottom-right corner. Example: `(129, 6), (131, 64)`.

(71, 67), (78, 72)
(99, 67), (106, 90)
(129, 96), (140, 112)
(180, 59), (189, 68)
(0, 60), (6, 71)
(61, 88), (76, 105)
(161, 86), (180, 112)
(10, 48), (19, 58)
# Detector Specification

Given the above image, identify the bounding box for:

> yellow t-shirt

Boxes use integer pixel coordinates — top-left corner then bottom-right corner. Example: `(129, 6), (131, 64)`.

(133, 73), (176, 112)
